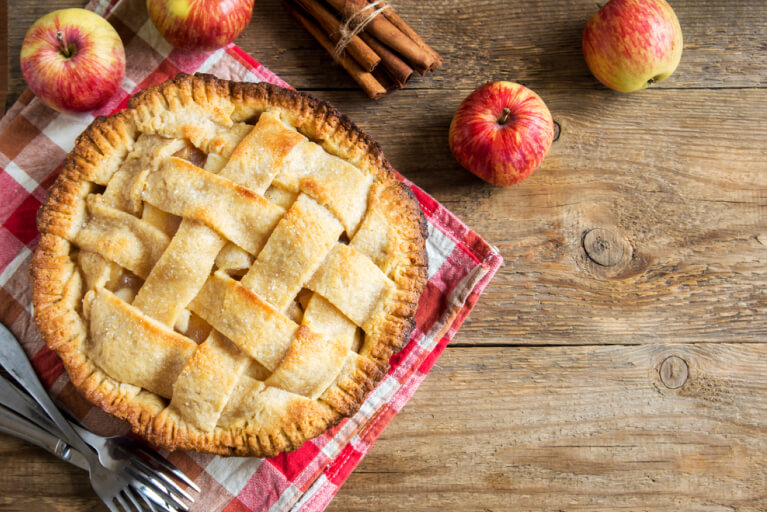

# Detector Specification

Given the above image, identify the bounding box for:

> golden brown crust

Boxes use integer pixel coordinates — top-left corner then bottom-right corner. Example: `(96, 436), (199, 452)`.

(31, 73), (427, 457)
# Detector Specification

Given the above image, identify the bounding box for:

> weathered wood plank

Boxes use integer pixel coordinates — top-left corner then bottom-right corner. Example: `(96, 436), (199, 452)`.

(0, 435), (103, 511)
(329, 344), (767, 511)
(244, 0), (767, 92)
(6, 0), (767, 104)
(4, 344), (766, 510)
(1, 0), (8, 114)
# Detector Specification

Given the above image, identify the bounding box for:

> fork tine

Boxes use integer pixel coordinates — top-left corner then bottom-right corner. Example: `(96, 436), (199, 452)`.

(123, 487), (148, 512)
(135, 484), (162, 512)
(115, 491), (131, 512)
(131, 481), (177, 512)
(127, 467), (189, 512)
(104, 497), (122, 512)
(132, 457), (193, 502)
(136, 447), (201, 492)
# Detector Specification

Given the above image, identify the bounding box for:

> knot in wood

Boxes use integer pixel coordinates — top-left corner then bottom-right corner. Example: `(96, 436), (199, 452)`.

(583, 229), (624, 267)
(659, 356), (689, 389)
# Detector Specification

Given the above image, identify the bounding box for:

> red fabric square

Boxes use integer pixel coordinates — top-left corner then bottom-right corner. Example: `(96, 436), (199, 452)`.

(236, 462), (290, 510)
(167, 48), (214, 74)
(31, 346), (65, 389)
(413, 280), (446, 334)
(2, 193), (42, 245)
(269, 439), (321, 482)
(13, 133), (67, 184)
(137, 58), (183, 91)
(221, 499), (252, 512)
(0, 228), (24, 273)
(388, 331), (420, 375)
(418, 336), (451, 374)
(325, 444), (362, 486)
(0, 172), (30, 224)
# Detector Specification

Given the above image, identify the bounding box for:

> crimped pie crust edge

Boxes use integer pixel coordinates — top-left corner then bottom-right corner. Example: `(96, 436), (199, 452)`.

(30, 73), (428, 456)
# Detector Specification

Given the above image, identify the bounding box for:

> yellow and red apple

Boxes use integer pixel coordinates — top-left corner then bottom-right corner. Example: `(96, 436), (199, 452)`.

(583, 0), (683, 92)
(449, 81), (554, 187)
(20, 9), (125, 113)
(147, 0), (255, 51)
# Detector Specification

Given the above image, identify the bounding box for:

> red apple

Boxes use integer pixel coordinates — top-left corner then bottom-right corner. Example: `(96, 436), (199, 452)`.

(147, 0), (255, 51)
(449, 82), (554, 187)
(20, 9), (125, 113)
(583, 0), (683, 92)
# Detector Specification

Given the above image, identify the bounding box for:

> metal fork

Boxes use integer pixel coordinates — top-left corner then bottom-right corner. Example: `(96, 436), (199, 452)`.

(0, 323), (196, 511)
(0, 372), (200, 511)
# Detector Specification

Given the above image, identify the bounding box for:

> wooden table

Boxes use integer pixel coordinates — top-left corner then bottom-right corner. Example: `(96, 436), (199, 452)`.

(2, 1), (767, 510)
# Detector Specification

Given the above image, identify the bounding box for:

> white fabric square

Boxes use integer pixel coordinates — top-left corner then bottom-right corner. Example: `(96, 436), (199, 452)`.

(426, 221), (455, 279)
(3, 161), (38, 193)
(204, 456), (263, 496)
(136, 19), (174, 58)
(42, 113), (92, 152)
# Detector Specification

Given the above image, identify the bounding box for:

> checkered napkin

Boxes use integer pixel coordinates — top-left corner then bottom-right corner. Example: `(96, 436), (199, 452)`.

(0, 0), (503, 510)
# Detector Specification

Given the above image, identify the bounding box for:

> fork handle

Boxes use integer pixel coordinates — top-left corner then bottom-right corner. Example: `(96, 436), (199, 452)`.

(0, 403), (78, 466)
(0, 373), (59, 435)
(0, 323), (93, 457)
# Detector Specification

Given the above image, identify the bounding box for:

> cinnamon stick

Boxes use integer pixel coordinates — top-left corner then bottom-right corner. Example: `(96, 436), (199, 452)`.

(360, 32), (413, 87)
(372, 66), (398, 94)
(324, 0), (437, 75)
(284, 1), (387, 100)
(377, 1), (442, 72)
(295, 0), (380, 72)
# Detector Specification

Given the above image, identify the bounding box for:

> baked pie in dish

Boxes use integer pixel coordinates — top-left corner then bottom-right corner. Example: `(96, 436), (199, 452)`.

(31, 74), (427, 456)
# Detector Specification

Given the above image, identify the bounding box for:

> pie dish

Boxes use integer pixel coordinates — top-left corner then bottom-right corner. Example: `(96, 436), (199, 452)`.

(31, 73), (427, 456)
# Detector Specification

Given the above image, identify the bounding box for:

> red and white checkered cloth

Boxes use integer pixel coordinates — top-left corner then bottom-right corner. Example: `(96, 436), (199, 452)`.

(0, 0), (502, 510)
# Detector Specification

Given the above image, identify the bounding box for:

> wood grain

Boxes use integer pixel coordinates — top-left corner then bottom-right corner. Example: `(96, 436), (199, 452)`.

(6, 0), (767, 104)
(2, 0), (766, 510)
(0, 436), (102, 511)
(245, 0), (767, 91)
(0, 0), (8, 114)
(330, 345), (767, 511)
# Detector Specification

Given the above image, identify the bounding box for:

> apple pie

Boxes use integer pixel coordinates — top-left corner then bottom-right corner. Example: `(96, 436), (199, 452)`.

(31, 73), (427, 456)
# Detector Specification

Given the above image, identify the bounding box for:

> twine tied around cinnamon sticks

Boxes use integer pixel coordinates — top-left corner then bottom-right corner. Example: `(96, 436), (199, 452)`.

(332, 0), (390, 61)
(284, 0), (442, 99)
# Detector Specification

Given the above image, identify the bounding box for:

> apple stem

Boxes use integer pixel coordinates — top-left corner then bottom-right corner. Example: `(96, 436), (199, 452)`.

(56, 31), (72, 58)
(498, 107), (511, 125)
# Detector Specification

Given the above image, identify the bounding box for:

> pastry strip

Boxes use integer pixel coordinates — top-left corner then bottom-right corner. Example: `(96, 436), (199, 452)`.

(307, 243), (394, 328)
(274, 141), (373, 235)
(74, 195), (170, 279)
(240, 194), (343, 312)
(190, 271), (298, 370)
(88, 287), (197, 398)
(143, 157), (284, 254)
(169, 331), (249, 431)
(267, 295), (356, 398)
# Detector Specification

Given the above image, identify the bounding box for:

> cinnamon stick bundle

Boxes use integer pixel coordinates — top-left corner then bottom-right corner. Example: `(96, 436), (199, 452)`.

(285, 2), (387, 99)
(284, 0), (441, 99)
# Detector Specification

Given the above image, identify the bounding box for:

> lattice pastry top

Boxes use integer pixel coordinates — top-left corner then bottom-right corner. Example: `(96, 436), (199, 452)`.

(31, 74), (427, 456)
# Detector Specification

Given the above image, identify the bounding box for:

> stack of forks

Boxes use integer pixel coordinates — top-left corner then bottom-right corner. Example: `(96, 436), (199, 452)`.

(0, 323), (200, 512)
